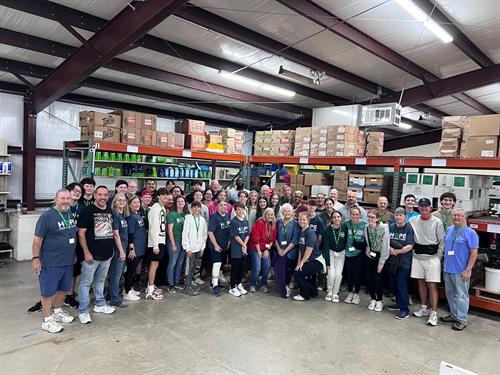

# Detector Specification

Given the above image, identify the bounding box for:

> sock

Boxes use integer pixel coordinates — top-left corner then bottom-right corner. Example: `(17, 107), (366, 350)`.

(44, 316), (52, 322)
(147, 284), (155, 293)
(422, 304), (428, 310)
(53, 308), (62, 314)
(212, 262), (221, 286)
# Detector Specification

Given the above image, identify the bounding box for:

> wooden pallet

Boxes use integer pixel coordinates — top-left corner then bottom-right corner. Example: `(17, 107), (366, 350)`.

(474, 284), (500, 301)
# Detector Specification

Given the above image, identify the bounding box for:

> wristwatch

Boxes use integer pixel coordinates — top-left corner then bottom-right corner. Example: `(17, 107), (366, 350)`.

(32, 256), (39, 260)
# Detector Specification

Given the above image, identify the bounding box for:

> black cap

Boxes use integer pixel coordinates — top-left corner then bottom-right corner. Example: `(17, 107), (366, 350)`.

(418, 198), (432, 206)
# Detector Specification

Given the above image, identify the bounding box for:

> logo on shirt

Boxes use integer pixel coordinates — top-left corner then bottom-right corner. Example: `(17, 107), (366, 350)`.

(309, 224), (318, 232)
(93, 212), (113, 240)
(220, 220), (230, 229)
(238, 226), (248, 234)
(390, 232), (407, 242)
(299, 237), (305, 245)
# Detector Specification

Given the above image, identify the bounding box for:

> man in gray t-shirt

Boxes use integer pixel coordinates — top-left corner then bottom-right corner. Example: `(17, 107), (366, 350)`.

(338, 190), (367, 222)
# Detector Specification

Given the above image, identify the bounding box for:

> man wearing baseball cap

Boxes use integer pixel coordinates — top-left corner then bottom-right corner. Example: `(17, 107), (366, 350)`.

(409, 198), (445, 327)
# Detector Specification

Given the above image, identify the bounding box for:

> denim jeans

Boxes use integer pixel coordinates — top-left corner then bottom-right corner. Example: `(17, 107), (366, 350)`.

(250, 250), (271, 287)
(109, 250), (126, 303)
(390, 268), (410, 313)
(78, 258), (111, 314)
(167, 239), (186, 286)
(444, 272), (470, 324)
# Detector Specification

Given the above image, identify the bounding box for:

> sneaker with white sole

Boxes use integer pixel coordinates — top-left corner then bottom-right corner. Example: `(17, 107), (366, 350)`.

(123, 291), (140, 301)
(352, 293), (360, 305)
(368, 300), (376, 310)
(93, 304), (115, 314)
(288, 281), (295, 289)
(52, 309), (74, 323)
(286, 286), (291, 298)
(249, 286), (256, 293)
(332, 295), (340, 303)
(237, 284), (248, 295)
(260, 285), (269, 293)
(41, 317), (63, 333)
(344, 292), (354, 304)
(130, 288), (141, 296)
(293, 295), (305, 301)
(413, 305), (430, 318)
(194, 278), (205, 286)
(325, 292), (333, 302)
(79, 312), (92, 324)
(374, 301), (384, 312)
(229, 288), (241, 297)
(145, 287), (163, 300)
(427, 311), (438, 326)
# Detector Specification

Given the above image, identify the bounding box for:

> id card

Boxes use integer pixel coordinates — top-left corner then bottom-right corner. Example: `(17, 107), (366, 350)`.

(266, 243), (271, 249)
(281, 241), (287, 246)
(447, 251), (455, 256)
(369, 251), (376, 257)
(348, 246), (355, 252)
(69, 238), (75, 244)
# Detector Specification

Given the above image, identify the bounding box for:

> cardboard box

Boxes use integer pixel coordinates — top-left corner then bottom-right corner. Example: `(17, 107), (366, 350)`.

(207, 143), (224, 153)
(290, 174), (305, 185)
(185, 134), (206, 150)
(442, 128), (462, 139)
(140, 130), (156, 146)
(311, 126), (328, 136)
(461, 136), (498, 157)
(439, 138), (460, 157)
(310, 149), (327, 157)
(112, 110), (138, 128)
(442, 116), (469, 129)
(337, 190), (347, 201)
(363, 188), (390, 204)
(349, 174), (366, 188)
(364, 174), (390, 188)
(141, 113), (157, 131)
(121, 125), (139, 144)
(293, 149), (310, 157)
(175, 119), (205, 135)
(334, 132), (359, 142)
(401, 184), (435, 203)
(219, 128), (236, 138)
(206, 133), (223, 144)
(81, 126), (120, 143)
(468, 115), (500, 136)
(80, 111), (121, 128)
(290, 184), (310, 197)
(311, 185), (332, 197)
(304, 173), (329, 186)
(156, 131), (184, 149)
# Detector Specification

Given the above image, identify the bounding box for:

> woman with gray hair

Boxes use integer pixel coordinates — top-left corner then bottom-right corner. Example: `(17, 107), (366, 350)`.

(274, 203), (300, 298)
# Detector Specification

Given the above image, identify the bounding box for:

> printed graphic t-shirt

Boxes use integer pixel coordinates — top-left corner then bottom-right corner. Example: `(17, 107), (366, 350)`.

(77, 204), (114, 260)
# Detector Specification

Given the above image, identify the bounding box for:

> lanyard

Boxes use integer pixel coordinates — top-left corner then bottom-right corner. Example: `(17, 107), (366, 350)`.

(54, 207), (71, 229)
(368, 225), (378, 250)
(194, 215), (200, 233)
(266, 222), (271, 240)
(441, 210), (452, 228)
(282, 220), (289, 237)
(332, 227), (341, 247)
(451, 227), (464, 251)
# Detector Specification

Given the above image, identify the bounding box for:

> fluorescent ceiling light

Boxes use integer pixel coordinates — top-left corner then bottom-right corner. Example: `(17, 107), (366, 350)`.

(218, 71), (296, 97)
(398, 122), (413, 130)
(278, 66), (315, 85)
(395, 0), (453, 43)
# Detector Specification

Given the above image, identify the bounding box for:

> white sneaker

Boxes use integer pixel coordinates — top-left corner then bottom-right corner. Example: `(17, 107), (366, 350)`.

(288, 281), (295, 289)
(123, 291), (140, 301)
(374, 301), (384, 312)
(286, 286), (291, 298)
(237, 283), (248, 295)
(41, 317), (63, 333)
(219, 271), (227, 284)
(194, 277), (206, 286)
(344, 292), (354, 304)
(229, 288), (241, 297)
(352, 293), (360, 305)
(427, 311), (438, 326)
(293, 295), (305, 301)
(130, 288), (141, 296)
(332, 295), (340, 303)
(325, 292), (333, 302)
(249, 286), (256, 293)
(79, 312), (92, 324)
(93, 304), (115, 314)
(52, 309), (74, 323)
(368, 300), (376, 310)
(413, 305), (430, 318)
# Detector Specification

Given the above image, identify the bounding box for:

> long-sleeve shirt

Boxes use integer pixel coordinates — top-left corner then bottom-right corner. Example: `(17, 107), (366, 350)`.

(248, 218), (277, 251)
(182, 214), (208, 253)
(364, 223), (390, 266)
(147, 202), (167, 248)
(343, 220), (368, 257)
(276, 218), (300, 260)
(409, 215), (445, 259)
(188, 203), (209, 222)
(321, 225), (348, 266)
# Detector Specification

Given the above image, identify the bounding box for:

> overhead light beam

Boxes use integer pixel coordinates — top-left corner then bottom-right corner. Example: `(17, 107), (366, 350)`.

(218, 71), (296, 97)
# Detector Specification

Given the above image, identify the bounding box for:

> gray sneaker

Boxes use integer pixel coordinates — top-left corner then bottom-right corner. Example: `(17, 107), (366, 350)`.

(261, 285), (269, 293)
(249, 286), (256, 293)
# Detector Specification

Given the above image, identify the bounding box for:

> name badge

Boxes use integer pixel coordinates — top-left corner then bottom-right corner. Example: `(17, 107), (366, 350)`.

(266, 243), (271, 249)
(69, 238), (75, 244)
(281, 241), (287, 246)
(447, 251), (455, 256)
(369, 251), (376, 257)
(348, 246), (355, 252)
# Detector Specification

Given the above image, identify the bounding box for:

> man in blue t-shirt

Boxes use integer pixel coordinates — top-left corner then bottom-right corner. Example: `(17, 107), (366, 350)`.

(442, 208), (478, 331)
(32, 189), (77, 333)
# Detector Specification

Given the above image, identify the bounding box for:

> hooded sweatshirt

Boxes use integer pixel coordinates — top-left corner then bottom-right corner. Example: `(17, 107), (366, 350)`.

(363, 223), (390, 266)
(147, 202), (167, 248)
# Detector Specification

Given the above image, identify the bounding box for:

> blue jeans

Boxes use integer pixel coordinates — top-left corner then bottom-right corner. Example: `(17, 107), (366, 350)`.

(250, 250), (271, 287)
(109, 250), (126, 303)
(78, 258), (111, 314)
(167, 239), (186, 286)
(391, 268), (410, 314)
(444, 272), (470, 324)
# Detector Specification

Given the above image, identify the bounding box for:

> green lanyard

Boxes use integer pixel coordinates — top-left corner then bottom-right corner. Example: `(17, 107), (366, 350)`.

(282, 220), (289, 237)
(368, 225), (378, 250)
(451, 227), (464, 252)
(54, 207), (71, 229)
(194, 215), (200, 233)
(332, 227), (341, 247)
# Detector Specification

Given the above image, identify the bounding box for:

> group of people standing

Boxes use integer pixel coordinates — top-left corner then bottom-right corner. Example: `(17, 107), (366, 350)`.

(31, 176), (478, 334)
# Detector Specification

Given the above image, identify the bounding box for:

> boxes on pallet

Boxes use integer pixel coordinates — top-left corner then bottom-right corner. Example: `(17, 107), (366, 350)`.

(304, 173), (328, 186)
(348, 173), (366, 188)
(461, 136), (498, 158)
(311, 185), (331, 197)
(442, 128), (462, 139)
(363, 188), (390, 204)
(366, 131), (384, 156)
(175, 119), (205, 135)
(80, 111), (121, 128)
(156, 132), (184, 149)
(295, 127), (312, 143)
(121, 125), (139, 144)
(81, 126), (120, 143)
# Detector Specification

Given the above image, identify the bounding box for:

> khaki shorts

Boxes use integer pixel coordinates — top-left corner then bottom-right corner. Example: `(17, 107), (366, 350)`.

(411, 256), (441, 283)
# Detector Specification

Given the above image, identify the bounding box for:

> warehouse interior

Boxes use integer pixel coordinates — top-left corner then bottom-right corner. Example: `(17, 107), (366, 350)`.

(0, 1), (500, 374)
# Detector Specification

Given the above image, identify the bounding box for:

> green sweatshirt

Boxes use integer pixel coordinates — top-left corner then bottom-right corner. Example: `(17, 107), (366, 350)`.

(343, 220), (367, 258)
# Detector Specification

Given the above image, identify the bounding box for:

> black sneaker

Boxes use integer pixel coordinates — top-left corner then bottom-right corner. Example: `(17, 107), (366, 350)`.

(27, 301), (42, 314)
(109, 299), (123, 307)
(387, 303), (400, 311)
(64, 295), (79, 309)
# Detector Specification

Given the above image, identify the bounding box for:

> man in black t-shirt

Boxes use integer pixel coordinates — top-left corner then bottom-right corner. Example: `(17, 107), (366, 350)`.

(77, 186), (116, 324)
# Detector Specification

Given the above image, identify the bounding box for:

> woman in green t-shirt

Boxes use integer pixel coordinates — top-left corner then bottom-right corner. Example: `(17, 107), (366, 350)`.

(166, 196), (188, 293)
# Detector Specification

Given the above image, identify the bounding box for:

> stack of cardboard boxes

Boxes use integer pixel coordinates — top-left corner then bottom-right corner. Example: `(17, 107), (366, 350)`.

(310, 127), (328, 157)
(289, 174), (309, 197)
(254, 131), (272, 156)
(365, 132), (385, 157)
(271, 130), (295, 156)
(80, 111), (122, 143)
(293, 128), (312, 157)
(326, 125), (360, 157)
(114, 110), (159, 146)
(220, 128), (244, 154)
(206, 132), (224, 153)
(176, 119), (206, 151)
(333, 171), (349, 201)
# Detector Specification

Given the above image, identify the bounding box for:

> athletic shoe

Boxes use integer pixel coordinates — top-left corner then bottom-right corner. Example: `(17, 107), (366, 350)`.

(93, 304), (115, 314)
(352, 293), (360, 305)
(145, 290), (164, 300)
(194, 277), (205, 286)
(185, 286), (199, 296)
(260, 285), (269, 293)
(325, 292), (333, 302)
(229, 288), (241, 297)
(109, 299), (123, 307)
(395, 311), (410, 320)
(317, 286), (323, 291)
(368, 300), (376, 310)
(123, 291), (140, 301)
(219, 271), (227, 284)
(288, 281), (295, 289)
(41, 317), (63, 333)
(130, 288), (141, 296)
(387, 303), (400, 311)
(27, 301), (42, 314)
(79, 312), (92, 324)
(440, 315), (457, 323)
(237, 284), (248, 295)
(427, 311), (438, 326)
(212, 285), (221, 297)
(286, 286), (291, 298)
(452, 322), (466, 331)
(293, 295), (305, 301)
(174, 283), (184, 290)
(413, 305), (430, 318)
(344, 292), (354, 304)
(249, 286), (256, 293)
(52, 309), (74, 323)
(64, 295), (79, 309)
(167, 286), (176, 294)
(332, 295), (340, 303)
(374, 301), (384, 312)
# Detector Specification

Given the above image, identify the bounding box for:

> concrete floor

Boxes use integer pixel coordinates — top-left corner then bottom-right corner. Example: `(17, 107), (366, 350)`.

(1, 260), (499, 375)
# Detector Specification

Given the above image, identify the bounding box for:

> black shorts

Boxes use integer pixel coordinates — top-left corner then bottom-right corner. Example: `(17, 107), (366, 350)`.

(146, 244), (165, 261)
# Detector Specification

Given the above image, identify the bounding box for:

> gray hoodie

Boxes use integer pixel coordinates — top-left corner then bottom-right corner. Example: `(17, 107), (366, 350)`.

(363, 223), (390, 266)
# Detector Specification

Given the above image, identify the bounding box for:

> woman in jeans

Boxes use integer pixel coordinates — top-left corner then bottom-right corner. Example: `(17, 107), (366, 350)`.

(166, 195), (188, 293)
(108, 193), (128, 307)
(248, 207), (276, 293)
(364, 209), (390, 312)
(343, 206), (367, 305)
(322, 210), (347, 303)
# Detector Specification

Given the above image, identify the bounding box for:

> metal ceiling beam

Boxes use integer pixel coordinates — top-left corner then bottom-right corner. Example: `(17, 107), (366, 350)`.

(275, 0), (495, 114)
(0, 0), (343, 105)
(379, 63), (500, 107)
(29, 0), (189, 112)
(0, 28), (309, 116)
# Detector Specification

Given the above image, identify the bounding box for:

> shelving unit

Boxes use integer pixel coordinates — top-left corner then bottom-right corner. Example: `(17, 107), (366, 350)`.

(0, 149), (12, 258)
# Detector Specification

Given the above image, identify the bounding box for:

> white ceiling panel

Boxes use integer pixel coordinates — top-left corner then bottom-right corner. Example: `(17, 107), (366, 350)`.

(0, 74), (22, 84)
(51, 0), (129, 20)
(0, 44), (65, 68)
(424, 95), (483, 116)
(465, 83), (500, 112)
